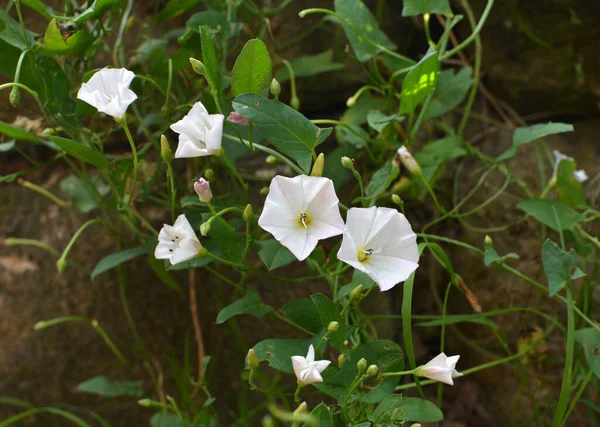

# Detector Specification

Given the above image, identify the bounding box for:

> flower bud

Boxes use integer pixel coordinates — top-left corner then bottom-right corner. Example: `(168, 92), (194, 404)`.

(391, 194), (402, 207)
(390, 176), (412, 194)
(327, 321), (339, 332)
(484, 235), (493, 246)
(341, 156), (354, 169)
(41, 127), (55, 137)
(56, 258), (66, 273)
(270, 78), (281, 98)
(227, 111), (249, 126)
(9, 87), (20, 107)
(310, 153), (324, 177)
(397, 145), (422, 176)
(243, 204), (253, 222)
(366, 364), (379, 377)
(266, 155), (278, 164)
(338, 353), (346, 366)
(160, 135), (173, 164)
(205, 168), (214, 180)
(247, 349), (260, 370)
(200, 222), (211, 236)
(260, 187), (269, 196)
(189, 57), (206, 75)
(261, 415), (275, 427)
(138, 398), (152, 407)
(194, 178), (212, 203)
(290, 96), (300, 110)
(346, 96), (356, 107)
(350, 284), (363, 302)
(357, 357), (367, 373)
(293, 402), (308, 416)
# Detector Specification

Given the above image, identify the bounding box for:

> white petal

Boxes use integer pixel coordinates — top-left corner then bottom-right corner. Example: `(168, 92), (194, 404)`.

(311, 360), (331, 374)
(291, 356), (308, 380)
(97, 96), (128, 119)
(154, 241), (173, 259)
(269, 175), (305, 215)
(574, 169), (588, 183)
(173, 214), (198, 239)
(337, 232), (363, 270)
(424, 352), (448, 369)
(205, 114), (224, 152)
(174, 138), (209, 158)
(364, 254), (419, 291)
(170, 237), (202, 264)
(362, 208), (402, 248)
(425, 369), (454, 385)
(306, 344), (315, 363)
(278, 227), (318, 261)
(300, 367), (324, 384)
(445, 355), (460, 370)
(452, 369), (463, 378)
(77, 85), (104, 110)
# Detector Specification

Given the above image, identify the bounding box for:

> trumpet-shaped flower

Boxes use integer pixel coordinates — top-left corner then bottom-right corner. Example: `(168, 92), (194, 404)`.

(416, 352), (463, 385)
(553, 150), (588, 183)
(337, 207), (419, 291)
(194, 178), (212, 202)
(258, 175), (345, 261)
(170, 102), (224, 158)
(291, 344), (331, 385)
(155, 214), (203, 265)
(77, 68), (137, 119)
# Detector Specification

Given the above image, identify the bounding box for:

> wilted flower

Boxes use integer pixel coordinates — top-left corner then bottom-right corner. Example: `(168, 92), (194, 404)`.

(337, 207), (419, 291)
(291, 344), (331, 385)
(416, 352), (463, 386)
(194, 178), (212, 202)
(170, 102), (224, 158)
(77, 68), (137, 120)
(397, 145), (422, 176)
(155, 214), (203, 265)
(227, 111), (249, 126)
(553, 150), (588, 183)
(258, 175), (345, 261)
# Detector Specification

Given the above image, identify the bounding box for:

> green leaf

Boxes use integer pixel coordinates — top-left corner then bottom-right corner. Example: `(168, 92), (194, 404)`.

(20, 0), (53, 19)
(335, 270), (376, 302)
(310, 403), (334, 427)
(335, 124), (369, 149)
(574, 328), (600, 380)
(252, 338), (315, 373)
(369, 395), (443, 424)
(311, 293), (348, 350)
(155, 0), (200, 22)
(400, 47), (439, 115)
(402, 0), (452, 16)
(76, 376), (143, 397)
(483, 236), (519, 267)
(256, 239), (296, 270)
(498, 122), (574, 161)
(556, 160), (587, 209)
(47, 136), (109, 169)
(417, 313), (495, 327)
(91, 239), (155, 280)
(275, 50), (344, 82)
(71, 0), (121, 24)
(542, 239), (585, 297)
(381, 52), (416, 81)
(216, 286), (273, 324)
(231, 39), (272, 97)
(0, 140), (15, 151)
(200, 26), (224, 94)
(186, 11), (226, 32)
(59, 174), (109, 214)
(423, 67), (474, 120)
(280, 298), (322, 335)
(0, 121), (38, 142)
(0, 9), (37, 50)
(232, 94), (332, 173)
(147, 257), (182, 293)
(42, 19), (93, 56)
(365, 161), (400, 199)
(150, 412), (190, 427)
(415, 136), (467, 167)
(516, 199), (583, 231)
(361, 357), (405, 403)
(366, 110), (403, 133)
(334, 0), (396, 62)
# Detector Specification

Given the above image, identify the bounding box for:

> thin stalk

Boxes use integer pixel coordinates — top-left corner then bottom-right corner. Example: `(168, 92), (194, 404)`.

(18, 179), (69, 207)
(4, 238), (59, 256)
(458, 0), (482, 134)
(56, 219), (101, 271)
(440, 0), (495, 60)
(120, 118), (139, 207)
(402, 273), (426, 398)
(560, 369), (594, 427)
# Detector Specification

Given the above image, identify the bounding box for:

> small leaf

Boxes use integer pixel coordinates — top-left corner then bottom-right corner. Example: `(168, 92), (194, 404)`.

(0, 121), (38, 142)
(365, 161), (399, 199)
(71, 0), (120, 24)
(42, 19), (93, 56)
(311, 293), (348, 349)
(402, 0), (453, 16)
(200, 26), (224, 93)
(556, 160), (588, 209)
(231, 39), (272, 97)
(216, 286), (273, 324)
(310, 403), (334, 427)
(415, 136), (467, 167)
(280, 298), (322, 335)
(256, 239), (296, 270)
(91, 239), (155, 280)
(20, 0), (54, 20)
(483, 237), (519, 267)
(150, 412), (189, 427)
(423, 67), (474, 120)
(275, 50), (344, 82)
(366, 110), (403, 133)
(498, 122), (574, 161)
(76, 376), (143, 397)
(47, 136), (109, 170)
(252, 338), (315, 373)
(334, 0), (396, 62)
(542, 239), (585, 297)
(0, 9), (37, 50)
(155, 0), (200, 22)
(369, 395), (444, 424)
(361, 357), (404, 403)
(517, 199), (583, 231)
(0, 140), (16, 151)
(400, 47), (439, 115)
(59, 174), (109, 213)
(232, 94), (332, 173)
(574, 328), (600, 380)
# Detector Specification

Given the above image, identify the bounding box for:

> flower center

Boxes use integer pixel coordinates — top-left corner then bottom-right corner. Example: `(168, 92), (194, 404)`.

(298, 212), (312, 229)
(357, 248), (374, 263)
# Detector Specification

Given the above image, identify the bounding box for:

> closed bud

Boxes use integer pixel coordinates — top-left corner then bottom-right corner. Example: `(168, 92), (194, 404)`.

(138, 398), (152, 407)
(189, 58), (206, 75)
(357, 358), (368, 373)
(260, 187), (269, 196)
(227, 111), (249, 126)
(294, 402), (308, 416)
(290, 96), (300, 110)
(243, 204), (253, 222)
(390, 176), (412, 194)
(338, 353), (346, 366)
(346, 96), (356, 107)
(205, 168), (214, 180)
(56, 258), (66, 273)
(41, 127), (55, 137)
(261, 415), (275, 427)
(194, 178), (212, 202)
(266, 155), (278, 164)
(484, 235), (493, 246)
(9, 87), (20, 107)
(160, 135), (173, 164)
(270, 78), (281, 98)
(391, 194), (402, 207)
(350, 284), (363, 302)
(247, 349), (260, 370)
(327, 321), (339, 332)
(341, 156), (354, 169)
(200, 222), (211, 236)
(397, 145), (422, 176)
(366, 364), (379, 377)
(310, 153), (325, 177)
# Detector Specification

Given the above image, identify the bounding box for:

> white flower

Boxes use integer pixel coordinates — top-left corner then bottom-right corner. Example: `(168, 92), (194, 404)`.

(553, 150), (588, 183)
(417, 352), (463, 385)
(170, 102), (224, 158)
(155, 214), (203, 265)
(258, 175), (345, 261)
(291, 344), (331, 385)
(77, 68), (137, 119)
(337, 207), (419, 291)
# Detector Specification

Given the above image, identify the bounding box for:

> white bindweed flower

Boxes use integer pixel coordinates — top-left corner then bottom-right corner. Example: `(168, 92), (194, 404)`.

(77, 68), (137, 120)
(337, 207), (419, 291)
(416, 352), (463, 386)
(155, 214), (203, 265)
(171, 102), (224, 158)
(553, 150), (588, 183)
(258, 175), (345, 261)
(291, 344), (331, 385)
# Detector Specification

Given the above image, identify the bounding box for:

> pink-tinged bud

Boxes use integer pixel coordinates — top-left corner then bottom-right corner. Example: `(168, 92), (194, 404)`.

(194, 178), (212, 202)
(227, 111), (249, 126)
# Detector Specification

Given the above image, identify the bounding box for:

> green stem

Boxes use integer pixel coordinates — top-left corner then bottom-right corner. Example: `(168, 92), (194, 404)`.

(423, 13), (436, 48)
(206, 205), (242, 231)
(120, 118), (139, 208)
(440, 0), (495, 60)
(419, 174), (445, 213)
(560, 369), (594, 427)
(112, 0), (133, 67)
(167, 164), (176, 223)
(378, 369), (416, 378)
(220, 151), (248, 191)
(4, 238), (59, 257)
(18, 179), (69, 207)
(56, 219), (101, 272)
(458, 0), (482, 134)
(401, 273), (426, 398)
(161, 58), (173, 112)
(280, 59), (299, 108)
(271, 311), (316, 336)
(14, 0), (29, 48)
(0, 82), (55, 131)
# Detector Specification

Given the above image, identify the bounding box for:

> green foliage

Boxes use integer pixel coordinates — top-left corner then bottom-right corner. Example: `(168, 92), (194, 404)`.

(423, 67), (474, 120)
(0, 121), (38, 142)
(274, 50), (344, 82)
(91, 239), (156, 279)
(574, 328), (600, 380)
(542, 239), (585, 297)
(369, 395), (444, 424)
(402, 0), (453, 16)
(47, 136), (109, 169)
(484, 236), (519, 267)
(516, 199), (583, 231)
(42, 19), (93, 56)
(257, 239), (296, 270)
(400, 47), (439, 114)
(498, 122), (574, 161)
(216, 286), (273, 324)
(76, 376), (143, 397)
(231, 39), (272, 97)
